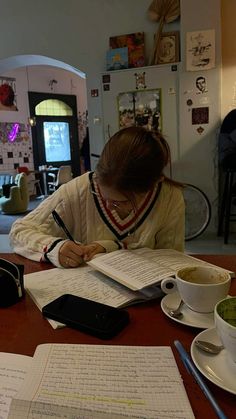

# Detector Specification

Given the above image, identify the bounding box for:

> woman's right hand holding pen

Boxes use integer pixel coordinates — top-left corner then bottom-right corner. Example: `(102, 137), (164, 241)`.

(59, 241), (105, 268)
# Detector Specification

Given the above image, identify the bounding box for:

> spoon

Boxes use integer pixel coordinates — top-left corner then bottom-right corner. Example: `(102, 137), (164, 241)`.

(168, 299), (184, 319)
(195, 340), (224, 354)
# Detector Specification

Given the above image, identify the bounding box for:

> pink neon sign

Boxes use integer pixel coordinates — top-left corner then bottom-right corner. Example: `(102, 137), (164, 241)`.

(8, 123), (20, 142)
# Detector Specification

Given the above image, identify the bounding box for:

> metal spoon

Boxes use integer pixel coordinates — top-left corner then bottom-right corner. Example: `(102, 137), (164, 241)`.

(195, 340), (224, 354)
(168, 299), (184, 319)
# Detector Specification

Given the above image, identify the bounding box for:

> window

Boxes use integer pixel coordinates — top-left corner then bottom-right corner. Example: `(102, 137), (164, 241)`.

(35, 99), (73, 116)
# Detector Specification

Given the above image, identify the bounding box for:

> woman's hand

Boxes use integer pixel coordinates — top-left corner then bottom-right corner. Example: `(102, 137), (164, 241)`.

(83, 243), (105, 261)
(59, 241), (85, 268)
(59, 241), (105, 268)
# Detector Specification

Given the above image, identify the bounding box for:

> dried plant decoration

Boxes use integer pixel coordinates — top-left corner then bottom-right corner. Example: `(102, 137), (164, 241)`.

(148, 0), (180, 65)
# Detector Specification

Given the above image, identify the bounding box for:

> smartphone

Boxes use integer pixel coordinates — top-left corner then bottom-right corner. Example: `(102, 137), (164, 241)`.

(42, 294), (130, 339)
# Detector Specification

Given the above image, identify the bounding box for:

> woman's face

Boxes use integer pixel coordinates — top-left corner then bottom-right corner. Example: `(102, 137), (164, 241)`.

(98, 185), (148, 219)
(98, 184), (133, 211)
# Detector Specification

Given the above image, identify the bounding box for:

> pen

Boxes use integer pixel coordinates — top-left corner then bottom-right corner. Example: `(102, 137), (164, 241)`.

(174, 340), (228, 419)
(52, 210), (75, 242)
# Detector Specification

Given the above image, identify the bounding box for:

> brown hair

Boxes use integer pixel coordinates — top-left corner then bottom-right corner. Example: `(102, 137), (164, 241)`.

(96, 126), (177, 194)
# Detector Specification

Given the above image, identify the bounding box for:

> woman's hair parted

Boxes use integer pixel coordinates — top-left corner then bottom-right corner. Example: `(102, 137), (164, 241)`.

(96, 126), (171, 194)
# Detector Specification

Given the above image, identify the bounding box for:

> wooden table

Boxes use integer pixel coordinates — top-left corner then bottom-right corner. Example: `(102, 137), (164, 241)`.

(0, 253), (235, 418)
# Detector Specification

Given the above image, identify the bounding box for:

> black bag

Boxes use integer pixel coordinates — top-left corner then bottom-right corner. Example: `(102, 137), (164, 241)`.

(0, 258), (24, 307)
(2, 183), (16, 198)
(218, 109), (236, 170)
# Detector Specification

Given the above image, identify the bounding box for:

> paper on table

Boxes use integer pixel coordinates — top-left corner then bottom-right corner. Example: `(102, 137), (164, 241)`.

(8, 344), (194, 418)
(0, 352), (32, 419)
(24, 265), (149, 329)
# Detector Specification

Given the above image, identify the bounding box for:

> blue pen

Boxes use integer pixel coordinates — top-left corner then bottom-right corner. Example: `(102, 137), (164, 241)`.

(174, 340), (228, 419)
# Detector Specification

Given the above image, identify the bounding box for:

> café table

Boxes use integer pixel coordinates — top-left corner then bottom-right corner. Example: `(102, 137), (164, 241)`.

(0, 253), (235, 419)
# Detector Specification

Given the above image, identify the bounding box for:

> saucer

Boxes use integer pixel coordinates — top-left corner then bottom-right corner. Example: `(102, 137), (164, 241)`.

(161, 292), (214, 328)
(191, 327), (236, 395)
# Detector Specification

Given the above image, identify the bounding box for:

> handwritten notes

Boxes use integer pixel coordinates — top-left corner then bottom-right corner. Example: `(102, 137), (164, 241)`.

(24, 265), (163, 329)
(8, 344), (194, 418)
(0, 353), (31, 419)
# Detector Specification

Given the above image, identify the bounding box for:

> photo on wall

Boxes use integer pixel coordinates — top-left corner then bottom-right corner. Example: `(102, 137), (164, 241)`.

(0, 77), (18, 111)
(186, 29), (215, 71)
(117, 89), (162, 132)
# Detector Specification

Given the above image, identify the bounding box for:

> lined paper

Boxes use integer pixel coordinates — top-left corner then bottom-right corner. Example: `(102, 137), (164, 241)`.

(24, 265), (161, 329)
(0, 353), (31, 419)
(8, 344), (194, 418)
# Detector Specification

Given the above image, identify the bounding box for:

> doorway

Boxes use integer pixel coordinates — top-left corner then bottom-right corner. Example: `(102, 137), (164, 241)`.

(28, 91), (81, 177)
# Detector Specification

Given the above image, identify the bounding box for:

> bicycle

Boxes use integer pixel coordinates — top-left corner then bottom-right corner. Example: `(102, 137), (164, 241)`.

(183, 184), (211, 241)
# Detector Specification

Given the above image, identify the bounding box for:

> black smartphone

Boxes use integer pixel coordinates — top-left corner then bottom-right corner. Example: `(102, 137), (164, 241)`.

(42, 294), (130, 339)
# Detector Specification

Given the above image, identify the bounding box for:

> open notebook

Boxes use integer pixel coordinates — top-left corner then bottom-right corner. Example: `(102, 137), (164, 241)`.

(25, 247), (234, 329)
(6, 343), (195, 418)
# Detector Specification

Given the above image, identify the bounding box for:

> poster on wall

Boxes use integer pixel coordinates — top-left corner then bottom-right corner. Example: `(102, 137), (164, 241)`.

(186, 29), (215, 71)
(117, 89), (162, 131)
(0, 77), (18, 111)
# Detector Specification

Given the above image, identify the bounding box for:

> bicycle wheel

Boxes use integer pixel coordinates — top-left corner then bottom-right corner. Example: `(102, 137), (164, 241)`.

(183, 184), (211, 241)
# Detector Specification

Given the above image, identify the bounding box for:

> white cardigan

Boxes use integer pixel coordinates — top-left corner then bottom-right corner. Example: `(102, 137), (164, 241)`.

(10, 172), (185, 266)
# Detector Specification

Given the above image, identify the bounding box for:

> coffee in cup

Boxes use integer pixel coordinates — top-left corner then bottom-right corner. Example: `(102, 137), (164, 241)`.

(215, 296), (236, 363)
(161, 266), (231, 313)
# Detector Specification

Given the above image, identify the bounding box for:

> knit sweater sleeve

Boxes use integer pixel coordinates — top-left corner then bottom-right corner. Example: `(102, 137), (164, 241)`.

(9, 173), (121, 263)
(9, 181), (79, 262)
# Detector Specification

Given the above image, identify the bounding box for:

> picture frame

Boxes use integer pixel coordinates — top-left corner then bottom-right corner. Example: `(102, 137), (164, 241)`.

(117, 88), (162, 132)
(106, 47), (129, 71)
(158, 31), (180, 64)
(109, 32), (145, 68)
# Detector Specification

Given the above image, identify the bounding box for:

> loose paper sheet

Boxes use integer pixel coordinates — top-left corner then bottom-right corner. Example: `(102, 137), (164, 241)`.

(0, 352), (31, 419)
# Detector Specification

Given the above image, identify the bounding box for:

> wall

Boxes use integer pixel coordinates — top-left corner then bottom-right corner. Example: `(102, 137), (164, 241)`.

(176, 0), (221, 231)
(0, 0), (222, 231)
(0, 66), (87, 175)
(0, 0), (178, 165)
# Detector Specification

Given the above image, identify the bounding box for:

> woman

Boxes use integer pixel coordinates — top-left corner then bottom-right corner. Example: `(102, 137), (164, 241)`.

(10, 126), (185, 268)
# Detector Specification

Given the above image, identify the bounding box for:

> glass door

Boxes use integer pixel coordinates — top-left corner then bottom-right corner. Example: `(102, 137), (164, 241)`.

(28, 92), (81, 178)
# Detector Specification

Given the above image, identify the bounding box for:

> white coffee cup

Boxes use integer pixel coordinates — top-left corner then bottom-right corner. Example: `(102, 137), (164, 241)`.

(161, 266), (231, 313)
(215, 296), (236, 363)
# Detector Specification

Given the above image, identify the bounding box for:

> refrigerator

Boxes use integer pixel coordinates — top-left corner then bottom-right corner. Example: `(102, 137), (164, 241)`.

(100, 64), (179, 166)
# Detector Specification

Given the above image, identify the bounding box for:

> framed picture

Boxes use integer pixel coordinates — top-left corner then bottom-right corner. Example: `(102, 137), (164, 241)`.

(109, 32), (145, 68)
(158, 31), (180, 64)
(106, 47), (129, 71)
(0, 77), (18, 111)
(117, 88), (162, 132)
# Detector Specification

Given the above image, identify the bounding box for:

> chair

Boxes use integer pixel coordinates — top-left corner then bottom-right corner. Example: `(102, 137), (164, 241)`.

(17, 166), (43, 197)
(217, 109), (236, 243)
(47, 165), (72, 193)
(0, 173), (29, 214)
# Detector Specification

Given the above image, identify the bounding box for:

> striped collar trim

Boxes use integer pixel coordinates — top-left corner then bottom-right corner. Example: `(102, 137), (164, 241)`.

(89, 172), (161, 240)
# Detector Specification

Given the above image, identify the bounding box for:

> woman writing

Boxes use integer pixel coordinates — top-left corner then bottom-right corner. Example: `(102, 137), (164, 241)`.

(10, 126), (185, 268)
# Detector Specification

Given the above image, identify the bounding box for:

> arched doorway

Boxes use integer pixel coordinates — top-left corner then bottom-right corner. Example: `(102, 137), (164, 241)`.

(28, 92), (80, 177)
(0, 54), (88, 177)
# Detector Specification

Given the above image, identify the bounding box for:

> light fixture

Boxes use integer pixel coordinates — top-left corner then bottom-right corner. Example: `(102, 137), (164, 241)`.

(28, 116), (36, 127)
